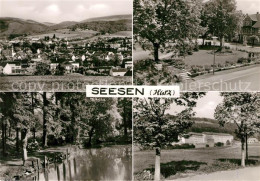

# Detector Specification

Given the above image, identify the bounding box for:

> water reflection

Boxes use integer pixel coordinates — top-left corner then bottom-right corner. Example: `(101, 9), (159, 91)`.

(38, 146), (132, 181)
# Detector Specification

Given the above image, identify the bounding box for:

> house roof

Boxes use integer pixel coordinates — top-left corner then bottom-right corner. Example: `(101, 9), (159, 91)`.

(202, 132), (232, 136)
(187, 132), (232, 137)
(248, 13), (260, 28)
(253, 21), (260, 28)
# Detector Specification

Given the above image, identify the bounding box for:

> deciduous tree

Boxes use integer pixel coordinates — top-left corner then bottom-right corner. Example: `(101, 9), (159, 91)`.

(134, 92), (205, 180)
(215, 92), (260, 167)
(134, 0), (203, 62)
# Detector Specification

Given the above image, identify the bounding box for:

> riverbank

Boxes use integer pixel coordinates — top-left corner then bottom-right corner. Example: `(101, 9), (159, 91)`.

(0, 144), (132, 180)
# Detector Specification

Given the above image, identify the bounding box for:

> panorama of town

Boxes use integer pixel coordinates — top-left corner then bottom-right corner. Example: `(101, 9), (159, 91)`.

(0, 27), (132, 77)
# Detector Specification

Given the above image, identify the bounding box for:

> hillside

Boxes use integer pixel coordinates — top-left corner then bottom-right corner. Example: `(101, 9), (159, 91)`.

(0, 17), (49, 36)
(188, 117), (237, 136)
(50, 21), (78, 30)
(81, 14), (132, 23)
(166, 115), (237, 136)
(0, 14), (132, 38)
(70, 19), (132, 34)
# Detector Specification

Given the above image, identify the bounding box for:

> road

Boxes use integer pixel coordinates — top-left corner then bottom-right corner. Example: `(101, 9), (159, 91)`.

(175, 166), (260, 181)
(180, 65), (260, 91)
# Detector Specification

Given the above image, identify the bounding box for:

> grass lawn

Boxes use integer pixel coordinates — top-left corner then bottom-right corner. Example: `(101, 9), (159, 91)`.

(184, 50), (247, 67)
(134, 45), (248, 67)
(134, 143), (260, 180)
(0, 75), (132, 92)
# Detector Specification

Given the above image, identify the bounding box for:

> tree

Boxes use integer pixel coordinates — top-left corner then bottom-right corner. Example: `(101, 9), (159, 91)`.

(248, 35), (260, 48)
(134, 92), (205, 180)
(55, 64), (65, 75)
(1, 93), (35, 165)
(117, 98), (132, 142)
(134, 0), (203, 62)
(34, 63), (51, 75)
(215, 93), (260, 167)
(203, 0), (243, 47)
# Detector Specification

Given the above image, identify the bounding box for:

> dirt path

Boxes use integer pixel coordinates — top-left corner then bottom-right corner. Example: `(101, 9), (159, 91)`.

(175, 166), (260, 181)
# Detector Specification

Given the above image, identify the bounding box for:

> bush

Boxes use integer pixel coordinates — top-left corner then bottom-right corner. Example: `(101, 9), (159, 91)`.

(163, 58), (186, 69)
(27, 139), (40, 152)
(214, 142), (224, 147)
(165, 143), (195, 149)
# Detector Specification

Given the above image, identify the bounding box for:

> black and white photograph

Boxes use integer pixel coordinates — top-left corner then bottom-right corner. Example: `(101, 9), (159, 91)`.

(0, 93), (132, 180)
(0, 0), (132, 92)
(133, 0), (260, 91)
(133, 92), (260, 180)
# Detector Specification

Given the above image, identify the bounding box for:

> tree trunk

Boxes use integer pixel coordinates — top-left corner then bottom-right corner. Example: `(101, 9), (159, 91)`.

(33, 128), (36, 140)
(4, 124), (7, 153)
(2, 123), (6, 156)
(42, 92), (48, 147)
(153, 43), (160, 63)
(154, 147), (161, 181)
(123, 104), (128, 142)
(21, 129), (28, 165)
(241, 139), (245, 167)
(246, 134), (248, 162)
(16, 127), (20, 153)
(87, 127), (94, 147)
(220, 36), (224, 47)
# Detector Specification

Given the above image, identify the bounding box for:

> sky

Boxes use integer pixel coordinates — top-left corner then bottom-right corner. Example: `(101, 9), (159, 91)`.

(0, 0), (132, 23)
(166, 92), (223, 119)
(203, 0), (260, 14)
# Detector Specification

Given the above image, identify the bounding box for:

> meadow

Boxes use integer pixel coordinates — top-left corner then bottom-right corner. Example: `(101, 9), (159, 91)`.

(0, 75), (132, 92)
(134, 143), (260, 180)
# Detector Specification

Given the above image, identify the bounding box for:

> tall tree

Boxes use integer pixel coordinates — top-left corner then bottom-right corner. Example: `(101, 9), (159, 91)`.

(203, 0), (242, 47)
(215, 93), (260, 167)
(134, 0), (203, 62)
(117, 98), (132, 142)
(134, 92), (205, 180)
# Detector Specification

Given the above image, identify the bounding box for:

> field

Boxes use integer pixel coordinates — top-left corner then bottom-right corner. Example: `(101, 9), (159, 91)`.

(27, 29), (98, 39)
(134, 143), (260, 180)
(0, 75), (132, 92)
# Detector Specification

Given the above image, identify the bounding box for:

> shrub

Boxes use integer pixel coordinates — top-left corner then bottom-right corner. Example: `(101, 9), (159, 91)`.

(165, 143), (195, 149)
(27, 139), (40, 152)
(163, 58), (185, 69)
(237, 57), (248, 64)
(226, 140), (231, 145)
(214, 142), (224, 147)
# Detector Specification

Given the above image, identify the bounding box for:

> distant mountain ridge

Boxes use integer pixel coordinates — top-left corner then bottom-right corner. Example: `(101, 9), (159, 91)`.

(0, 14), (132, 37)
(81, 14), (132, 23)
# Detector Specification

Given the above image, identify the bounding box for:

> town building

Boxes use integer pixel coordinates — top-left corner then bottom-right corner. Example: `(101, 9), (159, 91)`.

(2, 62), (22, 75)
(110, 68), (128, 76)
(179, 132), (234, 148)
(248, 137), (259, 144)
(241, 12), (260, 44)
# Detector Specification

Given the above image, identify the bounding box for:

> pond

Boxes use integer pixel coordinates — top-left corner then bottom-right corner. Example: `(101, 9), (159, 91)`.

(37, 145), (132, 180)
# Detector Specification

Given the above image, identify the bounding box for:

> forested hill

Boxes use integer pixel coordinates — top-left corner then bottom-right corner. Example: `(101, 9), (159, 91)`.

(166, 115), (237, 136)
(0, 17), (49, 36)
(187, 117), (237, 135)
(69, 19), (132, 34)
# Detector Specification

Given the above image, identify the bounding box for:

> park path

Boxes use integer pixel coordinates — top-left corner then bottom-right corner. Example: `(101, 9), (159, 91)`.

(174, 166), (260, 181)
